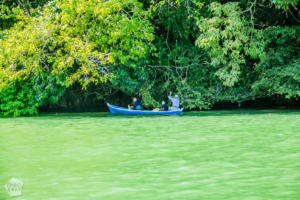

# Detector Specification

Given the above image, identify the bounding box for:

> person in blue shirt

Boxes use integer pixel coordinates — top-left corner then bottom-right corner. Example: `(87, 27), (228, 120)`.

(160, 100), (168, 111)
(128, 97), (142, 110)
(168, 92), (180, 110)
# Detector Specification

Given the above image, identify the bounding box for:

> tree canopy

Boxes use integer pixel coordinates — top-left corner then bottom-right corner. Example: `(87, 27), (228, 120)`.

(0, 0), (299, 116)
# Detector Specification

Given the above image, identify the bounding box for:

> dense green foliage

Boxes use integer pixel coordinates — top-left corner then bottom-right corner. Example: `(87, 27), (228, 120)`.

(0, 0), (299, 116)
(196, 2), (265, 86)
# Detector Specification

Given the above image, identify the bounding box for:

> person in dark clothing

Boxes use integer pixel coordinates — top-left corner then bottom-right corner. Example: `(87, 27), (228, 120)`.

(128, 97), (142, 110)
(160, 100), (168, 111)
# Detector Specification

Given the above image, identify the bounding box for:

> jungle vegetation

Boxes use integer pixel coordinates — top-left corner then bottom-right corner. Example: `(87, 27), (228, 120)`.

(0, 0), (299, 116)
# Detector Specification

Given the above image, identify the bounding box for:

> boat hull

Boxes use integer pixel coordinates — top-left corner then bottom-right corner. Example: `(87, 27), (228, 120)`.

(107, 103), (183, 115)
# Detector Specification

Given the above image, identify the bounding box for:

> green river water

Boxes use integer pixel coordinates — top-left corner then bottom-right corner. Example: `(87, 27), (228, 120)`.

(0, 110), (300, 200)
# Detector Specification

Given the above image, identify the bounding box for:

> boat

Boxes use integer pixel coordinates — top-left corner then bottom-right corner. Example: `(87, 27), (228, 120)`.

(107, 103), (183, 115)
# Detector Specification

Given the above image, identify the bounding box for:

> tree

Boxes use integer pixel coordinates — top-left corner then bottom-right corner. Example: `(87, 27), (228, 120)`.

(196, 2), (265, 86)
(0, 0), (154, 116)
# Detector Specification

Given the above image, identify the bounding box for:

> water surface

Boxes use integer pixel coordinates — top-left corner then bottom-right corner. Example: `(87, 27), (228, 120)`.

(1, 110), (300, 199)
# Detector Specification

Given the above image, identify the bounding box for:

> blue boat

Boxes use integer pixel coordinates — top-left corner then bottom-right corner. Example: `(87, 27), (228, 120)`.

(107, 103), (183, 115)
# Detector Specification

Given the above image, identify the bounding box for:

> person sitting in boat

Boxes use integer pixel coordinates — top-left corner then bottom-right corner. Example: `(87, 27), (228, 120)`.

(128, 97), (142, 110)
(160, 100), (168, 111)
(168, 92), (180, 111)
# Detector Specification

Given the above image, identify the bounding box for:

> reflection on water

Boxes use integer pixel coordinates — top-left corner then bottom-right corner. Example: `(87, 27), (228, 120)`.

(0, 110), (300, 200)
